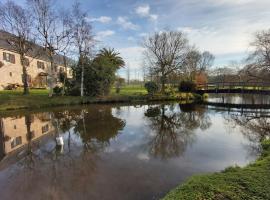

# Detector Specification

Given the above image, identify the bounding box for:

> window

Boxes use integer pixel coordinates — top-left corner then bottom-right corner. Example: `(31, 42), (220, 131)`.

(42, 124), (49, 133)
(9, 72), (12, 77)
(14, 125), (16, 129)
(37, 61), (45, 69)
(3, 52), (15, 64)
(11, 136), (22, 149)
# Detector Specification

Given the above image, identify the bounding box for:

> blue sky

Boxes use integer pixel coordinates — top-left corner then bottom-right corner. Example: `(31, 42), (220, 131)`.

(13, 0), (270, 78)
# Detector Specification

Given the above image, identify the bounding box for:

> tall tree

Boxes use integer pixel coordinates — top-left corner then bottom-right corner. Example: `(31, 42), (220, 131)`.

(28, 0), (71, 97)
(0, 1), (34, 94)
(71, 2), (93, 97)
(246, 29), (270, 81)
(182, 49), (214, 81)
(143, 31), (188, 94)
(95, 48), (125, 69)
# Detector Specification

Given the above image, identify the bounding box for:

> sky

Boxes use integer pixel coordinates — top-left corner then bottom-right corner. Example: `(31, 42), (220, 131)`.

(13, 0), (270, 79)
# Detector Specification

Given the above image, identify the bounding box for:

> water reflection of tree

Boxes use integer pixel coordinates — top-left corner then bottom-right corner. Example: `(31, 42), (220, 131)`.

(225, 110), (270, 155)
(144, 104), (211, 159)
(72, 106), (126, 152)
(18, 114), (41, 170)
(6, 106), (126, 198)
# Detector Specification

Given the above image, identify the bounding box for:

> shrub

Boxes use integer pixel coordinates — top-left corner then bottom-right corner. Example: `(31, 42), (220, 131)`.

(164, 85), (176, 96)
(178, 81), (196, 93)
(53, 86), (63, 95)
(67, 85), (81, 96)
(144, 81), (159, 95)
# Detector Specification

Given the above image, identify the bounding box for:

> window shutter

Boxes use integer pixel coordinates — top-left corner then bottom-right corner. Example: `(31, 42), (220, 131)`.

(11, 54), (15, 64)
(3, 52), (6, 61)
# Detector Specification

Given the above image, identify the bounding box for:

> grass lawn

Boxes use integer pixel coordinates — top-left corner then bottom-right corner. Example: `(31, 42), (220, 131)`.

(163, 140), (270, 200)
(0, 86), (194, 111)
(0, 89), (92, 111)
(110, 84), (147, 96)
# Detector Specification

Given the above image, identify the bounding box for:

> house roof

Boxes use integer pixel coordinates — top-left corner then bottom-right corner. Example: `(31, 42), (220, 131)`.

(0, 30), (73, 66)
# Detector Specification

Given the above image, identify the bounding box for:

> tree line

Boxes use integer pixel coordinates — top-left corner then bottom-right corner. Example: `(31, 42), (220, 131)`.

(1, 0), (269, 97)
(142, 31), (215, 94)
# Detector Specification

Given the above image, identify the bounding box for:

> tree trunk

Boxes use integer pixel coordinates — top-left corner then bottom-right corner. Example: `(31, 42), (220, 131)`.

(81, 64), (84, 97)
(62, 55), (67, 96)
(161, 74), (166, 94)
(20, 55), (29, 95)
(49, 54), (55, 98)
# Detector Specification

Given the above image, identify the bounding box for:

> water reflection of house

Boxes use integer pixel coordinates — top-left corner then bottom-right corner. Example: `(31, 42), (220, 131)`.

(0, 114), (55, 159)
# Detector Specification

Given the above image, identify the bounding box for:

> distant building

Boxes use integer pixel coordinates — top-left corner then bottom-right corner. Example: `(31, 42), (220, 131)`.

(0, 30), (73, 90)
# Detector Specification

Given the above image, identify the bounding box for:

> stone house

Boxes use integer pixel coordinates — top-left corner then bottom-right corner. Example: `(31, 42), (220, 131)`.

(0, 30), (73, 90)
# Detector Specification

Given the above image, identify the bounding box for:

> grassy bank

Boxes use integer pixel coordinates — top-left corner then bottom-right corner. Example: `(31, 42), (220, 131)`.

(0, 87), (195, 111)
(163, 140), (270, 200)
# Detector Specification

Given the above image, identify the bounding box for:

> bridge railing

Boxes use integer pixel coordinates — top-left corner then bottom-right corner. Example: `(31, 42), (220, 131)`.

(197, 82), (270, 90)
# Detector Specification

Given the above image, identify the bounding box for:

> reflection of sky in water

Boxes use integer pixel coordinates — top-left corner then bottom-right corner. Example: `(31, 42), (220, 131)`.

(107, 105), (257, 172)
(208, 94), (270, 104)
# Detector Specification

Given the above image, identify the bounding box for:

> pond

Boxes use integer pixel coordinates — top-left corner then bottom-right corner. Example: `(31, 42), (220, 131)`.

(0, 95), (269, 200)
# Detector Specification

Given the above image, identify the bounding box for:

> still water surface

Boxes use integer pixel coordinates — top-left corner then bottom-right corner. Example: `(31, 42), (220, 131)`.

(0, 95), (269, 200)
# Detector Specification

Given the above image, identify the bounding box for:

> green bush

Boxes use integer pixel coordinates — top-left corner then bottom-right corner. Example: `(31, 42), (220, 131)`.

(178, 81), (196, 92)
(53, 86), (63, 95)
(164, 86), (176, 96)
(67, 85), (81, 96)
(144, 81), (159, 95)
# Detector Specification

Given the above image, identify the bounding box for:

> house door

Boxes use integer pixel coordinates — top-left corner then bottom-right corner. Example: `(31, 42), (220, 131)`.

(38, 75), (47, 88)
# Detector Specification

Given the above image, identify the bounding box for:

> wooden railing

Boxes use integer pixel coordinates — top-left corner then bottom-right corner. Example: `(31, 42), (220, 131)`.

(197, 82), (270, 90)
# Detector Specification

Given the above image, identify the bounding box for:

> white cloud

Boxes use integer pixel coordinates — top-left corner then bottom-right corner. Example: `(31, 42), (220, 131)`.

(89, 16), (112, 23)
(139, 32), (148, 37)
(149, 14), (158, 21)
(177, 21), (270, 56)
(95, 30), (115, 40)
(136, 5), (150, 17)
(117, 17), (139, 30)
(135, 5), (158, 21)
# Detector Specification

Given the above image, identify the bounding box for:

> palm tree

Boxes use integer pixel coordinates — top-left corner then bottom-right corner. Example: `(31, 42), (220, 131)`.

(96, 48), (125, 69)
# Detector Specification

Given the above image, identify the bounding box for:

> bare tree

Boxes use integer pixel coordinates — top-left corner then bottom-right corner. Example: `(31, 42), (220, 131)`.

(182, 49), (214, 81)
(182, 49), (201, 81)
(0, 1), (34, 94)
(57, 10), (73, 95)
(71, 2), (93, 97)
(245, 29), (270, 81)
(143, 31), (188, 93)
(199, 51), (215, 72)
(28, 0), (71, 97)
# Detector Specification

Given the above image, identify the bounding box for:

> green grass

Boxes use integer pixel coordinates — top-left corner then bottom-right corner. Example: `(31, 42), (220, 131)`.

(111, 84), (147, 96)
(0, 89), (93, 111)
(162, 140), (270, 200)
(0, 86), (194, 111)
